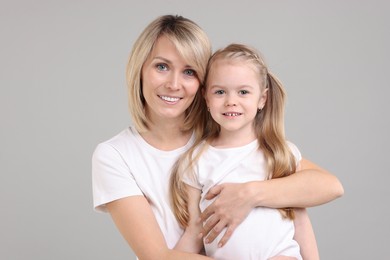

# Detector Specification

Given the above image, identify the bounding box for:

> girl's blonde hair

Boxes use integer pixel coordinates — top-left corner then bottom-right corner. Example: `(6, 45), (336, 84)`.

(126, 15), (212, 135)
(170, 44), (297, 227)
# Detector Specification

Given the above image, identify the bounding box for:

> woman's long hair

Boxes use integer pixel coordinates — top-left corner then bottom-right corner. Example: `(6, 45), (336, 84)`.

(126, 15), (211, 137)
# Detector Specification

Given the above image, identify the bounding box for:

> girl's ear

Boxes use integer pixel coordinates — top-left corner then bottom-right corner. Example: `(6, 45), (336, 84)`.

(202, 87), (209, 106)
(258, 88), (268, 109)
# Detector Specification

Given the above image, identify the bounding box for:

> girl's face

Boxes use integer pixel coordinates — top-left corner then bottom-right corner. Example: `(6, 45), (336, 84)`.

(141, 36), (200, 124)
(205, 59), (267, 139)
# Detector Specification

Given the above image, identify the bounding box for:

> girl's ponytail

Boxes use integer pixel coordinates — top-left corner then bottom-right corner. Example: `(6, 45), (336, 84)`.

(257, 71), (297, 219)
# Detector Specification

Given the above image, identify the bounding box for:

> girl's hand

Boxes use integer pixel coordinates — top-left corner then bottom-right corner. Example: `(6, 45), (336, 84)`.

(199, 182), (254, 247)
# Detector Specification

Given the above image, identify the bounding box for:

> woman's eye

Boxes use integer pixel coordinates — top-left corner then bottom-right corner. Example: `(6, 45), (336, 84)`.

(184, 69), (196, 76)
(156, 64), (168, 71)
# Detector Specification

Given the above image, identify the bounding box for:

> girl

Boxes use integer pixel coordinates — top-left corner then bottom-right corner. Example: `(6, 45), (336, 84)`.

(171, 44), (324, 259)
(92, 15), (343, 259)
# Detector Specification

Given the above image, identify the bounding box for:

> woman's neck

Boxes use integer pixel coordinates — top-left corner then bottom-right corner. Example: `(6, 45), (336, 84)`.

(140, 119), (192, 151)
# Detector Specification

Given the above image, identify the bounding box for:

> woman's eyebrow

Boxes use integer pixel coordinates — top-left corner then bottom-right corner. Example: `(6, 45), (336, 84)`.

(153, 56), (172, 64)
(152, 56), (194, 69)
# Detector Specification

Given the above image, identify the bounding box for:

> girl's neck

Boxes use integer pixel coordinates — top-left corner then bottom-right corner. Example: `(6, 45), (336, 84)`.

(210, 129), (257, 148)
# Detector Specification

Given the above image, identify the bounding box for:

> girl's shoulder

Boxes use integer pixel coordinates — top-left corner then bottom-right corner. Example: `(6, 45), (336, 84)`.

(286, 141), (302, 162)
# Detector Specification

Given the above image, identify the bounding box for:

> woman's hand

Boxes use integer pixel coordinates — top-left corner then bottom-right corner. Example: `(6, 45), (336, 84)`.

(199, 182), (255, 247)
(268, 256), (298, 260)
(199, 157), (344, 247)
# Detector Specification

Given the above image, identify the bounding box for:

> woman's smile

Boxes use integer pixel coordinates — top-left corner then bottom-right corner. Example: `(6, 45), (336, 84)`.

(141, 36), (199, 122)
(158, 95), (182, 103)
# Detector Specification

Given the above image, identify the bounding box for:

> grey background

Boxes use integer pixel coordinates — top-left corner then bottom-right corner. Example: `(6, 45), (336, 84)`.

(1, 0), (388, 259)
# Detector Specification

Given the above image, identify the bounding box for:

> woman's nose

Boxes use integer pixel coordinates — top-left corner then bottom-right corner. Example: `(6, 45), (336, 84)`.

(166, 72), (181, 90)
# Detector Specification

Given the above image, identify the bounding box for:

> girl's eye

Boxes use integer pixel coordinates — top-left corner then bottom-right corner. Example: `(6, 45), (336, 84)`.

(184, 69), (196, 76)
(215, 90), (225, 95)
(156, 64), (168, 71)
(239, 90), (249, 95)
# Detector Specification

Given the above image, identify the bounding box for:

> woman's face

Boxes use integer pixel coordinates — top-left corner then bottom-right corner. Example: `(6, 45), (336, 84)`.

(141, 36), (200, 124)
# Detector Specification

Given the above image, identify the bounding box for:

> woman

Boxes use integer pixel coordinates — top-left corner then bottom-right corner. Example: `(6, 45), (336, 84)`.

(92, 15), (343, 259)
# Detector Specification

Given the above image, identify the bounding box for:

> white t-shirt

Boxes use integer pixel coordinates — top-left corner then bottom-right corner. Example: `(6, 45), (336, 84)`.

(185, 140), (303, 260)
(92, 126), (194, 248)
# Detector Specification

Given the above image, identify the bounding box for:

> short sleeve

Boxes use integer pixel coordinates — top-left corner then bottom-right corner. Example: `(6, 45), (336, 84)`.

(182, 164), (202, 190)
(287, 141), (302, 166)
(92, 143), (143, 213)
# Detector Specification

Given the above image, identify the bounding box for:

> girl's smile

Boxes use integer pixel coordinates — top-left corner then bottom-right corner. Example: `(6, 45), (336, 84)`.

(205, 59), (267, 144)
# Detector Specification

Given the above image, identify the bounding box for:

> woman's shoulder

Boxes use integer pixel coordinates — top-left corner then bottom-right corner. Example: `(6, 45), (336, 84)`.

(93, 127), (138, 157)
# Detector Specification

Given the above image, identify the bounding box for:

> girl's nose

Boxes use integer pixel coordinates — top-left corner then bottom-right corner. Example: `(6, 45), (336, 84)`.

(225, 94), (237, 106)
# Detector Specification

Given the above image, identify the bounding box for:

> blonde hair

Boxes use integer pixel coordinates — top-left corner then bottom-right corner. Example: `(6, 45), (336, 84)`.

(126, 15), (212, 134)
(170, 44), (297, 227)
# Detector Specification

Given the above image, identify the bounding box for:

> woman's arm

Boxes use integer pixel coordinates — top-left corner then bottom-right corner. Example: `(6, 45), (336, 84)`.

(293, 208), (320, 260)
(106, 196), (212, 260)
(198, 158), (343, 244)
(174, 185), (204, 253)
(250, 158), (344, 208)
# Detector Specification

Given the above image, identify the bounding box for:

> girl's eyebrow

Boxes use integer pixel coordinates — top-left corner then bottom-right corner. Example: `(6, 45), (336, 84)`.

(240, 85), (255, 89)
(209, 84), (255, 89)
(208, 85), (224, 90)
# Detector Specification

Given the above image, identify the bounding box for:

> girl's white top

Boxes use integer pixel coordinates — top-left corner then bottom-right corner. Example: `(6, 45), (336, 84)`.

(184, 140), (303, 260)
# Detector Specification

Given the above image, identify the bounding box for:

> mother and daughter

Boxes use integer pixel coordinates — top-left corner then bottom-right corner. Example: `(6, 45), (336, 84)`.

(92, 15), (343, 259)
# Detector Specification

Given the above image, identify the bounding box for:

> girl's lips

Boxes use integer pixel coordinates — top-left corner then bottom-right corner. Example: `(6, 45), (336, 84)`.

(223, 112), (242, 116)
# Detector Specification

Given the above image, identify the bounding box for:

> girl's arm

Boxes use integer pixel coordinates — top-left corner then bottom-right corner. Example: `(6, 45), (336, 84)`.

(293, 208), (320, 260)
(106, 196), (212, 260)
(198, 158), (344, 245)
(174, 185), (204, 253)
